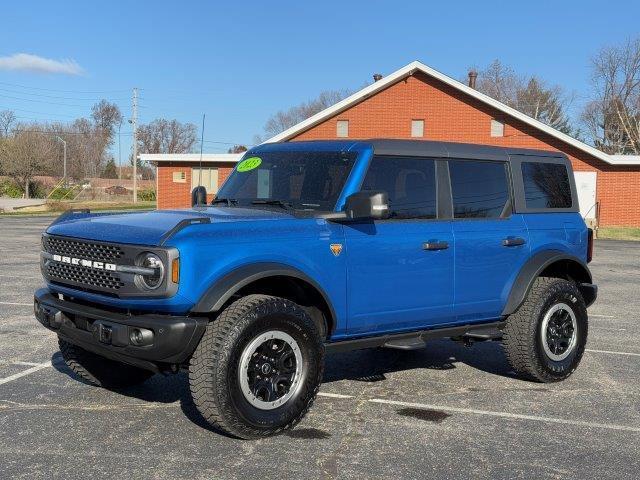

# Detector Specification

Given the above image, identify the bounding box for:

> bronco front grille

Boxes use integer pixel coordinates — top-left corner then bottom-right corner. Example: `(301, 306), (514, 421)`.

(42, 235), (127, 292)
(43, 236), (124, 263)
(47, 262), (125, 290)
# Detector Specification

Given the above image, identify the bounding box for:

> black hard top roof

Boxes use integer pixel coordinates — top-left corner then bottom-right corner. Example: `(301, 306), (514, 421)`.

(367, 139), (567, 162)
(258, 139), (567, 163)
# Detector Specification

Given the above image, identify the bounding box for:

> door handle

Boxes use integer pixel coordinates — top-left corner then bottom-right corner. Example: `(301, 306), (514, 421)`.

(502, 236), (526, 247)
(422, 241), (449, 251)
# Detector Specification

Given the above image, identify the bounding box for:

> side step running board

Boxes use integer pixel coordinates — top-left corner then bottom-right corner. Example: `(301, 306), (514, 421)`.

(325, 321), (505, 354)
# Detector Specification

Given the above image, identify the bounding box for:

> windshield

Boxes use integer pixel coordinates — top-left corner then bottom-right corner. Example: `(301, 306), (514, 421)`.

(216, 151), (357, 211)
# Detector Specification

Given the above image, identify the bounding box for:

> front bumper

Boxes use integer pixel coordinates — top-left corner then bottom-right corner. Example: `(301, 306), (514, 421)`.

(34, 288), (208, 372)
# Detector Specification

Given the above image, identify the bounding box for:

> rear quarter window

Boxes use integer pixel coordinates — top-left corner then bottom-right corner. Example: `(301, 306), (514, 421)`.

(522, 162), (572, 209)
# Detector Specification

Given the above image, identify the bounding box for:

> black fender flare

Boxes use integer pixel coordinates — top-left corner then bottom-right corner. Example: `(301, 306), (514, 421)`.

(502, 250), (595, 316)
(190, 262), (337, 324)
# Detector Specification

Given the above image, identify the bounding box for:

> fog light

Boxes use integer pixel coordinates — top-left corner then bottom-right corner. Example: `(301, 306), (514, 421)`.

(129, 327), (154, 346)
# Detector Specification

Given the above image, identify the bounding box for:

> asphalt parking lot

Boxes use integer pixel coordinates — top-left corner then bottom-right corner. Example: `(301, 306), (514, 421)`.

(0, 216), (638, 479)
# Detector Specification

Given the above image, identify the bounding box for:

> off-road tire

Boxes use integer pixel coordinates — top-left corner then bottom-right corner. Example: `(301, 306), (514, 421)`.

(58, 337), (154, 388)
(502, 276), (588, 382)
(189, 294), (324, 440)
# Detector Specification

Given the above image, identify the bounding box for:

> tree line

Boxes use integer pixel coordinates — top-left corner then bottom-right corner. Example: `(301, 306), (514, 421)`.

(259, 37), (640, 156)
(0, 102), (198, 198)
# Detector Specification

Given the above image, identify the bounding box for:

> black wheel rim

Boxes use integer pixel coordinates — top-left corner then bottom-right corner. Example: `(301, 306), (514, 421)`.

(541, 303), (577, 361)
(239, 331), (302, 410)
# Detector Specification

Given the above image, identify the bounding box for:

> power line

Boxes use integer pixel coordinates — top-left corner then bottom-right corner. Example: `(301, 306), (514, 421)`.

(0, 106), (79, 119)
(0, 87), (129, 102)
(0, 93), (129, 109)
(0, 80), (130, 94)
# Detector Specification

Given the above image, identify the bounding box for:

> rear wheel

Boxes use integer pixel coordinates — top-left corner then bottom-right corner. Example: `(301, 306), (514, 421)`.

(502, 277), (588, 382)
(58, 337), (154, 388)
(189, 294), (324, 439)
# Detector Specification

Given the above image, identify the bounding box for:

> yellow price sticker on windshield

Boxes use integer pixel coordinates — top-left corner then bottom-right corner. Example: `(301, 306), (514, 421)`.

(237, 156), (262, 172)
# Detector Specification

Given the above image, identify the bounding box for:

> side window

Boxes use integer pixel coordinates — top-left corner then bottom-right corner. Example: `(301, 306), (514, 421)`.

(449, 160), (510, 218)
(362, 156), (436, 219)
(522, 162), (572, 208)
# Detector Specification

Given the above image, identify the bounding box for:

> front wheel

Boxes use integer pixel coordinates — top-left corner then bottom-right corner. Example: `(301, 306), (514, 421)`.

(189, 295), (324, 439)
(502, 277), (588, 382)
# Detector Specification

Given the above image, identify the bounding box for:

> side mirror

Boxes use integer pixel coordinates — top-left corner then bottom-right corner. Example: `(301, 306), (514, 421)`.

(344, 190), (390, 220)
(191, 186), (207, 207)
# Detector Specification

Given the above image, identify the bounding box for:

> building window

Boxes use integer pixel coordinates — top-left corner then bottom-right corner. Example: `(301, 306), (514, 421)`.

(491, 119), (505, 137)
(336, 120), (349, 138)
(172, 171), (186, 183)
(192, 167), (219, 193)
(411, 119), (425, 137)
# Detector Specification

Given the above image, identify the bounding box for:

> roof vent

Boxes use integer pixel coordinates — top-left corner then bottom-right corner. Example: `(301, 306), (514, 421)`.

(468, 70), (478, 89)
(373, 73), (383, 82)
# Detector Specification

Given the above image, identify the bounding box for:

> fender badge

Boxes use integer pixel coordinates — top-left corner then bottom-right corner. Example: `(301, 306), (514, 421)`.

(330, 243), (343, 257)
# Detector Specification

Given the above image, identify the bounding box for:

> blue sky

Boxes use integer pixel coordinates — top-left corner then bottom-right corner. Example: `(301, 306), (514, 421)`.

(1, 0), (639, 160)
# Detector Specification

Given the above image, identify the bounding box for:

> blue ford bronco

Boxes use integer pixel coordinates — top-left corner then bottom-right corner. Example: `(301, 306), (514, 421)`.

(34, 140), (596, 439)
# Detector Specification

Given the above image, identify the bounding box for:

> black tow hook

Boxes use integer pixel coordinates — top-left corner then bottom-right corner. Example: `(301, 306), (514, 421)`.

(34, 300), (64, 329)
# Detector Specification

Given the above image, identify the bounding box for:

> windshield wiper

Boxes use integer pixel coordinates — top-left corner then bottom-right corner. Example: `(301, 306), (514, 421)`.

(250, 199), (294, 210)
(211, 198), (238, 206)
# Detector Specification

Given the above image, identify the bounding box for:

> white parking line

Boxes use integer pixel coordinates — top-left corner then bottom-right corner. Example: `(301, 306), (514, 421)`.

(0, 361), (51, 386)
(12, 361), (46, 367)
(0, 301), (32, 306)
(369, 398), (640, 433)
(586, 349), (640, 357)
(590, 314), (616, 318)
(318, 392), (354, 399)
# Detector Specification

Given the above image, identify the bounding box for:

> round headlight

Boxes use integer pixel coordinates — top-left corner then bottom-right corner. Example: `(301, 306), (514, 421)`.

(136, 252), (165, 290)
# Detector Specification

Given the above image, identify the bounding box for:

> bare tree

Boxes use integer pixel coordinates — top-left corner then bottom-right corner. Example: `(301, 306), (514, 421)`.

(137, 118), (198, 154)
(473, 60), (574, 134)
(515, 77), (573, 134)
(475, 60), (521, 105)
(91, 100), (122, 142)
(581, 37), (640, 154)
(227, 145), (248, 153)
(261, 89), (352, 139)
(0, 129), (54, 198)
(0, 110), (17, 138)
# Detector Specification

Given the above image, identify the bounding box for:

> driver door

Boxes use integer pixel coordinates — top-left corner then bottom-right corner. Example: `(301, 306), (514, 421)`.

(343, 156), (455, 335)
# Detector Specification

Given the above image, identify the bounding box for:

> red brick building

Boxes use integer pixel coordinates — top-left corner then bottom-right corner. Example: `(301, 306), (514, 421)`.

(142, 154), (241, 210)
(151, 61), (640, 226)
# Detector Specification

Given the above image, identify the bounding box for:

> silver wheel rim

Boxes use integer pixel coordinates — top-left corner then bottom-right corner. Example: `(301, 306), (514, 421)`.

(238, 330), (303, 410)
(540, 303), (578, 361)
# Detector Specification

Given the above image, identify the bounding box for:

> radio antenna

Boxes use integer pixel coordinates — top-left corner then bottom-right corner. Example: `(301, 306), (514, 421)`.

(198, 113), (205, 188)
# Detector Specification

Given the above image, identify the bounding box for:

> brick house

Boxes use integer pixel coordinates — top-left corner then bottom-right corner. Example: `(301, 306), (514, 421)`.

(149, 61), (640, 226)
(142, 153), (241, 210)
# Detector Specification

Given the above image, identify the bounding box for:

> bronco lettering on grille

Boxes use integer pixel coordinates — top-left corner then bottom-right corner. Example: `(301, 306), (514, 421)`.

(52, 254), (117, 271)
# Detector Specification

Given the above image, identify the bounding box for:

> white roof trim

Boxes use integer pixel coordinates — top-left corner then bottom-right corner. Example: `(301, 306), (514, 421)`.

(609, 155), (640, 165)
(140, 153), (243, 164)
(265, 60), (640, 166)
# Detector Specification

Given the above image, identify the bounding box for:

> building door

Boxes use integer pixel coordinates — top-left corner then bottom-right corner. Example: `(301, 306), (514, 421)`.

(344, 156), (455, 335)
(574, 171), (597, 221)
(192, 167), (219, 194)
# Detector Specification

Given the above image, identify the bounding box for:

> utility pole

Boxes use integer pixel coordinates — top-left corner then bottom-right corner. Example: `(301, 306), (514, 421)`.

(118, 120), (122, 181)
(130, 87), (138, 203)
(55, 136), (67, 184)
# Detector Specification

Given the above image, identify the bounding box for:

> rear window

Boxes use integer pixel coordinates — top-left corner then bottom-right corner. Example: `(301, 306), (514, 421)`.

(521, 162), (572, 209)
(449, 160), (510, 218)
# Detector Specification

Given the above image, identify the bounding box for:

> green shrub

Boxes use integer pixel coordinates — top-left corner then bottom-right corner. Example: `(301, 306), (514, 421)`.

(48, 186), (77, 200)
(137, 188), (156, 201)
(0, 179), (23, 198)
(0, 179), (46, 198)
